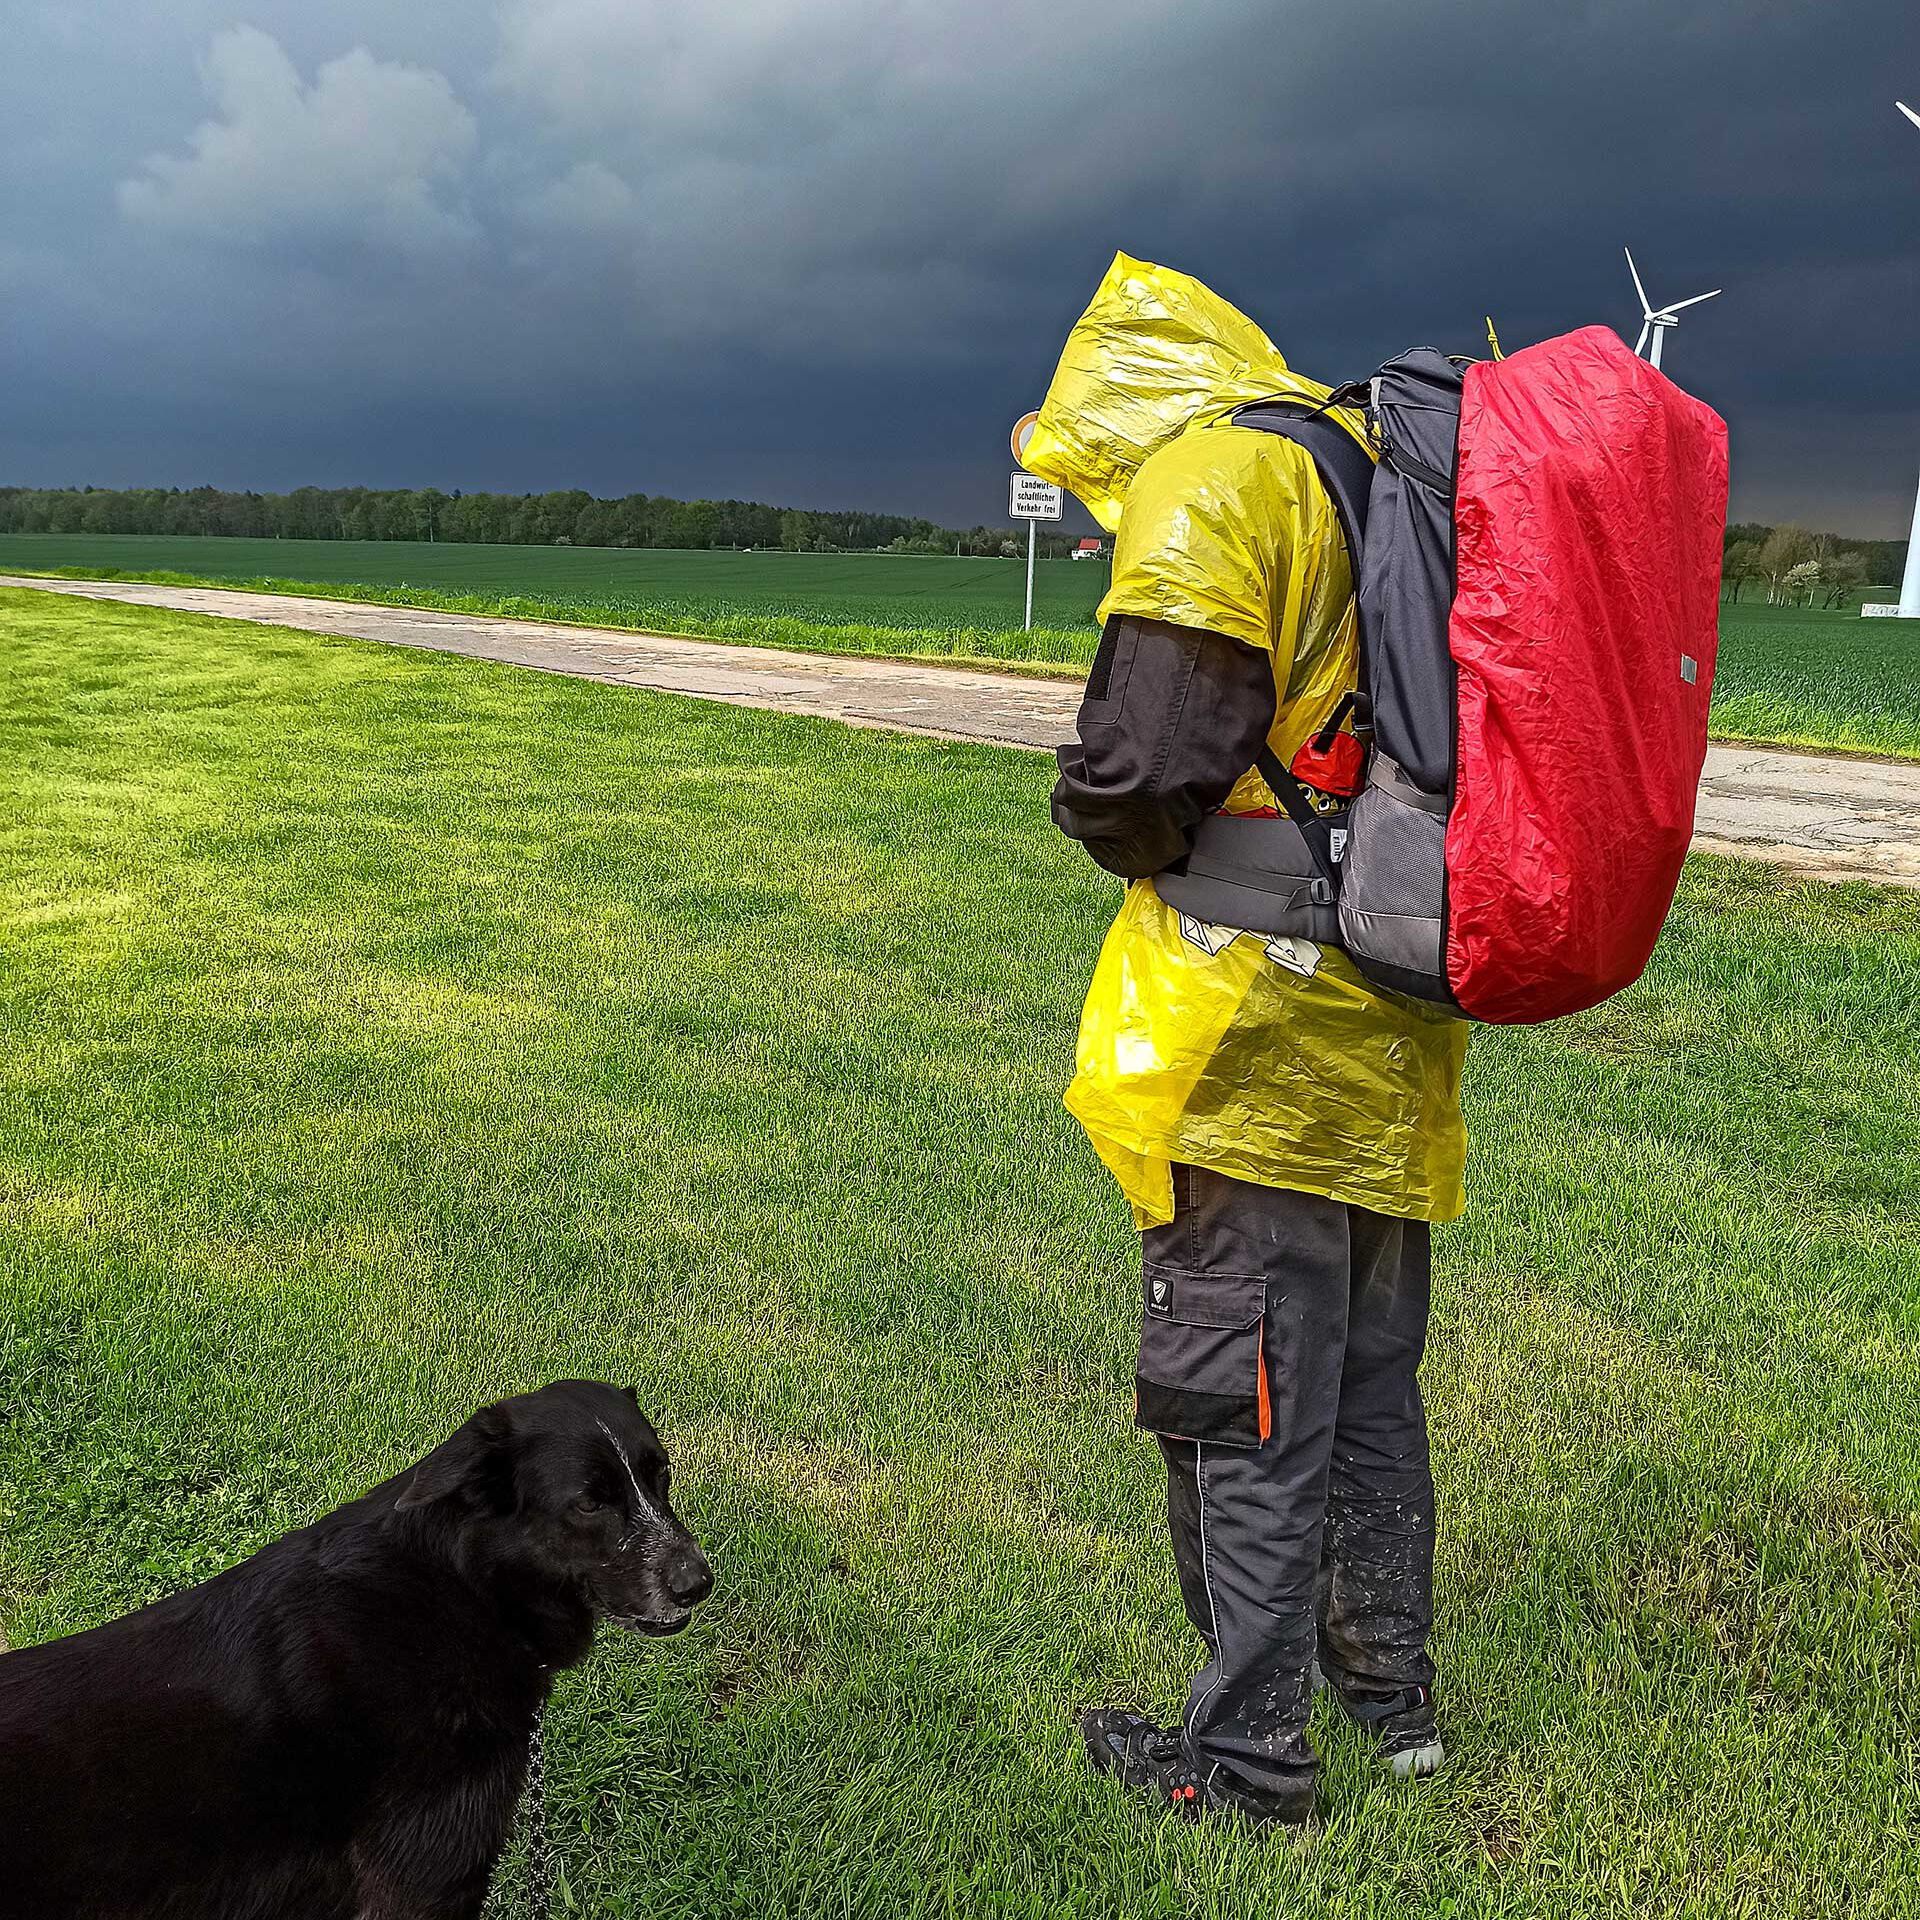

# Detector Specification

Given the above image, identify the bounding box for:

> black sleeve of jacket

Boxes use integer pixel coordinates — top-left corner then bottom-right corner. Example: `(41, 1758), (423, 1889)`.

(1051, 615), (1278, 879)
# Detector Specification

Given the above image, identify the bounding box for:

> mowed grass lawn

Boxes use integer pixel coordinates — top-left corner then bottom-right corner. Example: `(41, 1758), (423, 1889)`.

(4, 586), (1919, 1918)
(5, 533), (1919, 758)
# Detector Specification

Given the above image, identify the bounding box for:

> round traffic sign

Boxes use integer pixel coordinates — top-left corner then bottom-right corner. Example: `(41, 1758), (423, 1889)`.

(1010, 411), (1041, 463)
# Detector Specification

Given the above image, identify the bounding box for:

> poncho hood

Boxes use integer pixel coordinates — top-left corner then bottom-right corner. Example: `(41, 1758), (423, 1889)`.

(1021, 253), (1349, 532)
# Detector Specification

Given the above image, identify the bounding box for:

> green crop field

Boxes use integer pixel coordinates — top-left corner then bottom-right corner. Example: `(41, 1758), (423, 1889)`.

(0, 532), (1112, 635)
(3, 532), (1918, 757)
(5, 586), (1920, 1917)
(1709, 601), (1920, 757)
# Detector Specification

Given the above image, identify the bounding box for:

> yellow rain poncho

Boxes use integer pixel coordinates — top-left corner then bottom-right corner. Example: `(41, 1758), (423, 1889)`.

(1027, 255), (1468, 1228)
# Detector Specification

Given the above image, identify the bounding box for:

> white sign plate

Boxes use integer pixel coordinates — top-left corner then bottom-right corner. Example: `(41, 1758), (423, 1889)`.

(1010, 473), (1063, 521)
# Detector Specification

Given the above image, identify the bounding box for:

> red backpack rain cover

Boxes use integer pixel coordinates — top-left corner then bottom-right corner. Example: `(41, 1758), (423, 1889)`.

(1445, 328), (1729, 1022)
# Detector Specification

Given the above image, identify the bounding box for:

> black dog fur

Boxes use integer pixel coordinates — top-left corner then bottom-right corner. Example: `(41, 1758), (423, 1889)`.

(0, 1380), (711, 1920)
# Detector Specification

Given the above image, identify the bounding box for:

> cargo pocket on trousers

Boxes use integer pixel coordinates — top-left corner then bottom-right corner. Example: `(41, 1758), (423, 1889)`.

(1134, 1267), (1270, 1449)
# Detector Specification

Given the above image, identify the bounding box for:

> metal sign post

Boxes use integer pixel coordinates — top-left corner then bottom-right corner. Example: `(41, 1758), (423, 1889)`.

(1008, 470), (1062, 631)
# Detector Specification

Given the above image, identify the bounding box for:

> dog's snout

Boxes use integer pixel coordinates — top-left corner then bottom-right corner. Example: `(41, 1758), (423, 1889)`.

(665, 1543), (712, 1608)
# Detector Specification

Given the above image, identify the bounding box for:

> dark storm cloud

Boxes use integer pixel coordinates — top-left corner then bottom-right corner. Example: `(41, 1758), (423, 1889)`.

(4, 0), (1918, 532)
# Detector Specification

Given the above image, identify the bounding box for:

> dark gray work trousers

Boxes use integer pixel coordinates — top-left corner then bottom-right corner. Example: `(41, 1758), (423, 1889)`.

(1136, 1164), (1436, 1799)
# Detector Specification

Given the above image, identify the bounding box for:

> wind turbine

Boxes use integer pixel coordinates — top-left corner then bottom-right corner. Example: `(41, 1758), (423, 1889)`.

(1624, 248), (1721, 372)
(1898, 105), (1920, 617)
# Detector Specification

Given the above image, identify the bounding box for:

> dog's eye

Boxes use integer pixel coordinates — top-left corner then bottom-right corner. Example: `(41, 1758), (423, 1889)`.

(572, 1496), (609, 1516)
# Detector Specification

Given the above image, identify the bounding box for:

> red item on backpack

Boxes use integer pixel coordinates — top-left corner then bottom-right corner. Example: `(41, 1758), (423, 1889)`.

(1290, 728), (1368, 800)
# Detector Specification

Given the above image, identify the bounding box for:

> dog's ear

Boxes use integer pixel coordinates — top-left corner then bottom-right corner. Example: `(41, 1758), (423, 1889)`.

(622, 1386), (641, 1406)
(394, 1404), (512, 1512)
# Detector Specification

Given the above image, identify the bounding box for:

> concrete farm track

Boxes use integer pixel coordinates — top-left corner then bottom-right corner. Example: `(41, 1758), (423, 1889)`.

(9, 573), (1920, 893)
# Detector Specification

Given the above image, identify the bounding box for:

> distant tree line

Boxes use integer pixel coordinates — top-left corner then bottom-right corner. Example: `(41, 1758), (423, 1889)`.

(0, 483), (1094, 561)
(1722, 521), (1907, 608)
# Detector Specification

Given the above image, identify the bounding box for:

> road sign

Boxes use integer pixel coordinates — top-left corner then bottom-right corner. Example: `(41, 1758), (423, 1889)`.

(1010, 473), (1062, 520)
(1010, 411), (1041, 463)
(1008, 471), (1062, 631)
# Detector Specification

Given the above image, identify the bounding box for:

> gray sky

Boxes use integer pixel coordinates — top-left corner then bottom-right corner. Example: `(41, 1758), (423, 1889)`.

(6, 1), (1919, 534)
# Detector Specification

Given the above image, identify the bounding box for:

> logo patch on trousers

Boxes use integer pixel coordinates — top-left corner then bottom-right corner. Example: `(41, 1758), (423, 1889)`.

(1151, 1276), (1170, 1310)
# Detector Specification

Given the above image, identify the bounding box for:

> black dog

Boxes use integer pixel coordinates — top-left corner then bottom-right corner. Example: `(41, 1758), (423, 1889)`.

(0, 1380), (711, 1920)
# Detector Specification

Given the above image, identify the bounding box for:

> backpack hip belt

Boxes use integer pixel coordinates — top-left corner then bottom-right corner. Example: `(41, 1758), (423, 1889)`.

(1152, 808), (1346, 946)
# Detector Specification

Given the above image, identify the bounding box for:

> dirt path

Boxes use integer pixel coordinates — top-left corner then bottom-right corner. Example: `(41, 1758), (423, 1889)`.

(9, 574), (1920, 892)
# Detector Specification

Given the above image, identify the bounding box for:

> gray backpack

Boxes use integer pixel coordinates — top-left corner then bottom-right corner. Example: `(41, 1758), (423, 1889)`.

(1154, 329), (1728, 1023)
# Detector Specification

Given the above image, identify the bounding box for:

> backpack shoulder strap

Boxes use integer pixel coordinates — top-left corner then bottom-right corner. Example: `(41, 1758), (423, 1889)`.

(1253, 744), (1343, 896)
(1229, 399), (1375, 577)
(1230, 398), (1378, 856)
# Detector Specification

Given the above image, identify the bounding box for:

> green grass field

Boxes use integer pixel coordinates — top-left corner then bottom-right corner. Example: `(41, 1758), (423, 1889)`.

(4, 533), (1917, 758)
(0, 532), (1110, 646)
(5, 588), (1920, 1917)
(1710, 601), (1920, 757)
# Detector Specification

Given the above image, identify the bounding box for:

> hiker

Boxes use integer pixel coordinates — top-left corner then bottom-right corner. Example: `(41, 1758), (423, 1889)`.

(1025, 256), (1469, 1830)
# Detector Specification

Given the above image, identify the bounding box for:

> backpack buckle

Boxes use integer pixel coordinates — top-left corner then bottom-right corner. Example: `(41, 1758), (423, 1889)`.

(1310, 877), (1334, 906)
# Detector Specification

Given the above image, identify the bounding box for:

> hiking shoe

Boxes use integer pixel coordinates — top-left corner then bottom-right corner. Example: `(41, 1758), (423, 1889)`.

(1313, 1667), (1445, 1779)
(1079, 1708), (1313, 1830)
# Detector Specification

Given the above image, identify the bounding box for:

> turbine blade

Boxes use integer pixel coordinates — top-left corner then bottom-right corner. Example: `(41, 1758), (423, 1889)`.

(1662, 288), (1723, 314)
(1899, 101), (1920, 130)
(1624, 246), (1653, 317)
(1634, 321), (1651, 357)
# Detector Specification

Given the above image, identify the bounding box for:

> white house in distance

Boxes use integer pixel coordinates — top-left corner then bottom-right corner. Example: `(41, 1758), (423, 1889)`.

(1072, 537), (1106, 560)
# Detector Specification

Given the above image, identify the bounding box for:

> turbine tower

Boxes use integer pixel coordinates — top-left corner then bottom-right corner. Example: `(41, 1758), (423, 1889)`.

(1899, 104), (1920, 618)
(1624, 249), (1720, 373)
